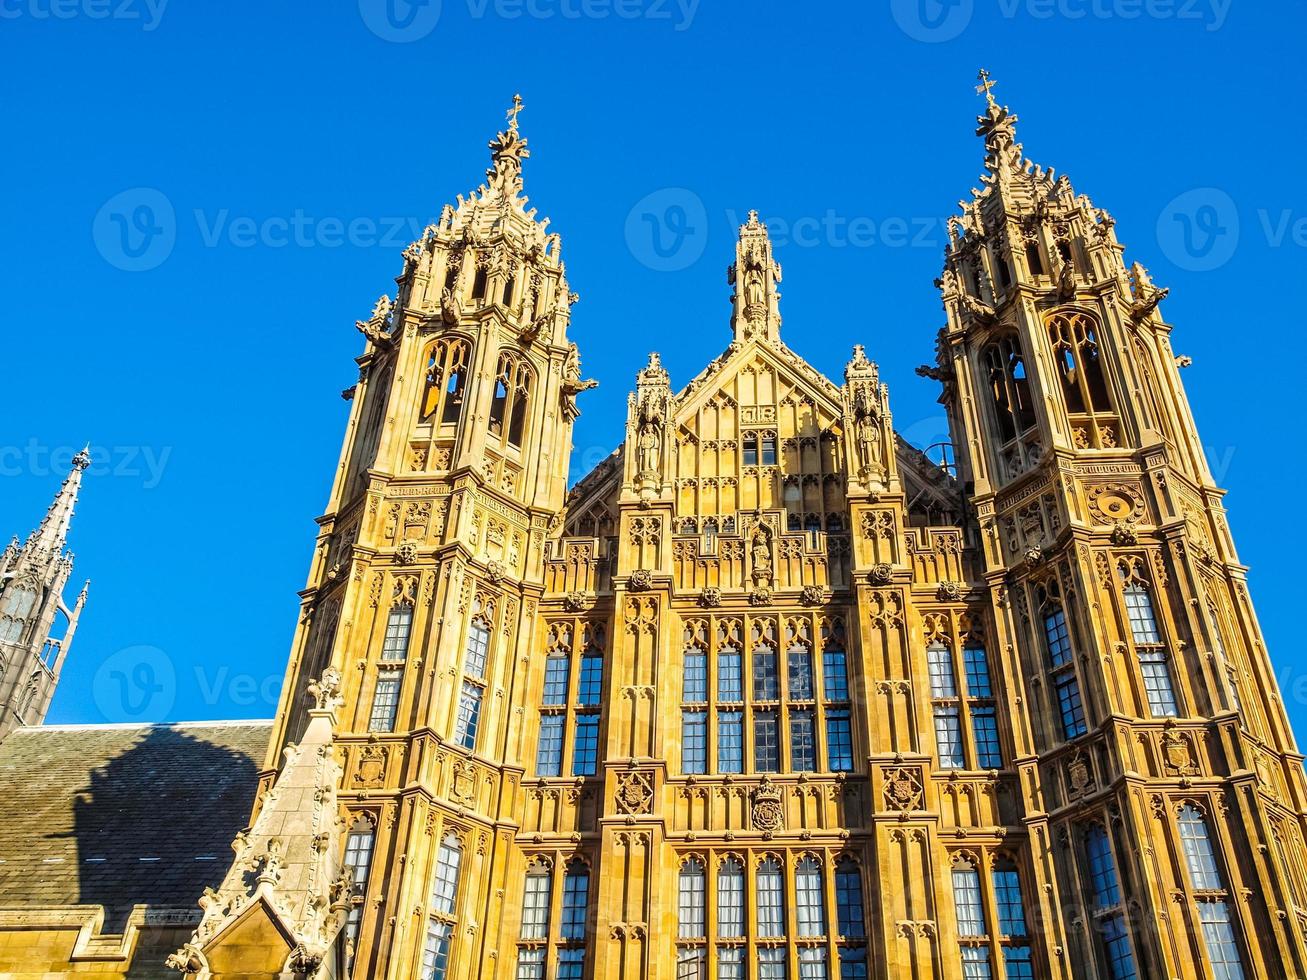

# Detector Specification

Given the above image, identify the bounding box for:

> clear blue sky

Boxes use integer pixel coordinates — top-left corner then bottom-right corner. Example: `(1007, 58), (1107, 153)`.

(3, 1), (1304, 733)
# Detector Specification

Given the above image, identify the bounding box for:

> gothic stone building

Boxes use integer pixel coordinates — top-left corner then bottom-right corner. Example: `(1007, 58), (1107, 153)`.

(2, 84), (1306, 980)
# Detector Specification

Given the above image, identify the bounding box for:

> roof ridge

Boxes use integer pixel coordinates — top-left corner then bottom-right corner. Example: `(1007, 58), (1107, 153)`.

(19, 719), (274, 733)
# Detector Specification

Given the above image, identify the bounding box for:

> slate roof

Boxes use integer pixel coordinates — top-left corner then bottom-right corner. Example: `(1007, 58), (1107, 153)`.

(0, 721), (270, 932)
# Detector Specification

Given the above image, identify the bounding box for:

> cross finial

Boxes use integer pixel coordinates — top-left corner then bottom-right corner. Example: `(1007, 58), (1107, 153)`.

(976, 69), (998, 109)
(507, 93), (524, 133)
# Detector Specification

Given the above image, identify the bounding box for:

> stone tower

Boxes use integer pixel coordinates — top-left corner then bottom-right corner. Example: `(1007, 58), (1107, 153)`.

(171, 97), (594, 979)
(921, 72), (1307, 978)
(0, 449), (89, 740)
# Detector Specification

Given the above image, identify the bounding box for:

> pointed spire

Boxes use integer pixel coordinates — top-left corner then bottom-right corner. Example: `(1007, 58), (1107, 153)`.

(27, 447), (90, 556)
(973, 69), (1023, 177)
(728, 211), (783, 345)
(486, 93), (530, 196)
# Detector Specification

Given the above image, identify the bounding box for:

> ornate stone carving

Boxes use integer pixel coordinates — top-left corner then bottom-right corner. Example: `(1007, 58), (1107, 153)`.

(563, 591), (592, 613)
(699, 587), (723, 608)
(628, 569), (654, 592)
(1162, 726), (1199, 777)
(883, 766), (924, 812)
(354, 740), (388, 789)
(936, 581), (964, 602)
(751, 776), (784, 833)
(395, 541), (419, 566)
(615, 767), (654, 815)
(800, 585), (827, 606)
(868, 562), (894, 586)
(748, 587), (774, 607)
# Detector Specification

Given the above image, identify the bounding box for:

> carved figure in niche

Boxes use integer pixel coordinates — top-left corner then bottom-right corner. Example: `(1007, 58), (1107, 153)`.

(745, 267), (765, 309)
(855, 411), (880, 475)
(750, 523), (773, 586)
(638, 418), (661, 478)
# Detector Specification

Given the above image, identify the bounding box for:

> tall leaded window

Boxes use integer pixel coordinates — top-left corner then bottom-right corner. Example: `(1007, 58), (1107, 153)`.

(754, 642), (780, 700)
(1119, 563), (1179, 718)
(951, 860), (985, 938)
(754, 711), (780, 773)
(514, 948), (544, 980)
(992, 866), (1027, 937)
(960, 947), (991, 979)
(420, 338), (471, 425)
(368, 668), (402, 733)
(422, 833), (462, 980)
(538, 620), (605, 778)
(560, 862), (589, 940)
(454, 608), (490, 750)
(536, 716), (564, 777)
(556, 948), (585, 980)
(795, 856), (826, 937)
(678, 858), (706, 939)
(684, 642), (708, 702)
(718, 711), (744, 774)
(758, 948), (786, 979)
(1040, 586), (1087, 739)
(717, 858), (745, 938)
(822, 619), (853, 773)
(381, 603), (413, 661)
(718, 947), (744, 980)
(1084, 824), (1138, 980)
(682, 711), (708, 774)
(972, 707), (1002, 769)
(927, 641), (964, 769)
(835, 858), (866, 938)
(572, 714), (600, 776)
(453, 680), (482, 750)
(719, 647), (743, 702)
(756, 858), (785, 937)
(1177, 802), (1246, 976)
(521, 860), (552, 940)
(790, 709), (817, 772)
(343, 815), (376, 962)
(788, 644), (815, 699)
(464, 617), (490, 679)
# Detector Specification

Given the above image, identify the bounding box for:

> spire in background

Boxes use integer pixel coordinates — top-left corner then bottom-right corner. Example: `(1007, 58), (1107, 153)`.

(26, 447), (90, 557)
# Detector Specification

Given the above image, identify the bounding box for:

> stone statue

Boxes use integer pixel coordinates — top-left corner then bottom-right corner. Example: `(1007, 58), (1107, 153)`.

(638, 417), (661, 477)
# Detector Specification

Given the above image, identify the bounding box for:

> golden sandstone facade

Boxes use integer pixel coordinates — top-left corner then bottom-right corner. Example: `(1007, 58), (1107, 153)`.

(5, 79), (1307, 979)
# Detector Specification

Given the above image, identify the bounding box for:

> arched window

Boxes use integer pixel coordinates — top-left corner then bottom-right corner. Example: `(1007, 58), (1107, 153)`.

(795, 856), (826, 937)
(677, 858), (706, 939)
(1048, 310), (1114, 421)
(717, 858), (745, 938)
(488, 352), (533, 449)
(422, 339), (471, 425)
(983, 335), (1037, 443)
(756, 857), (785, 937)
(0, 580), (39, 643)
